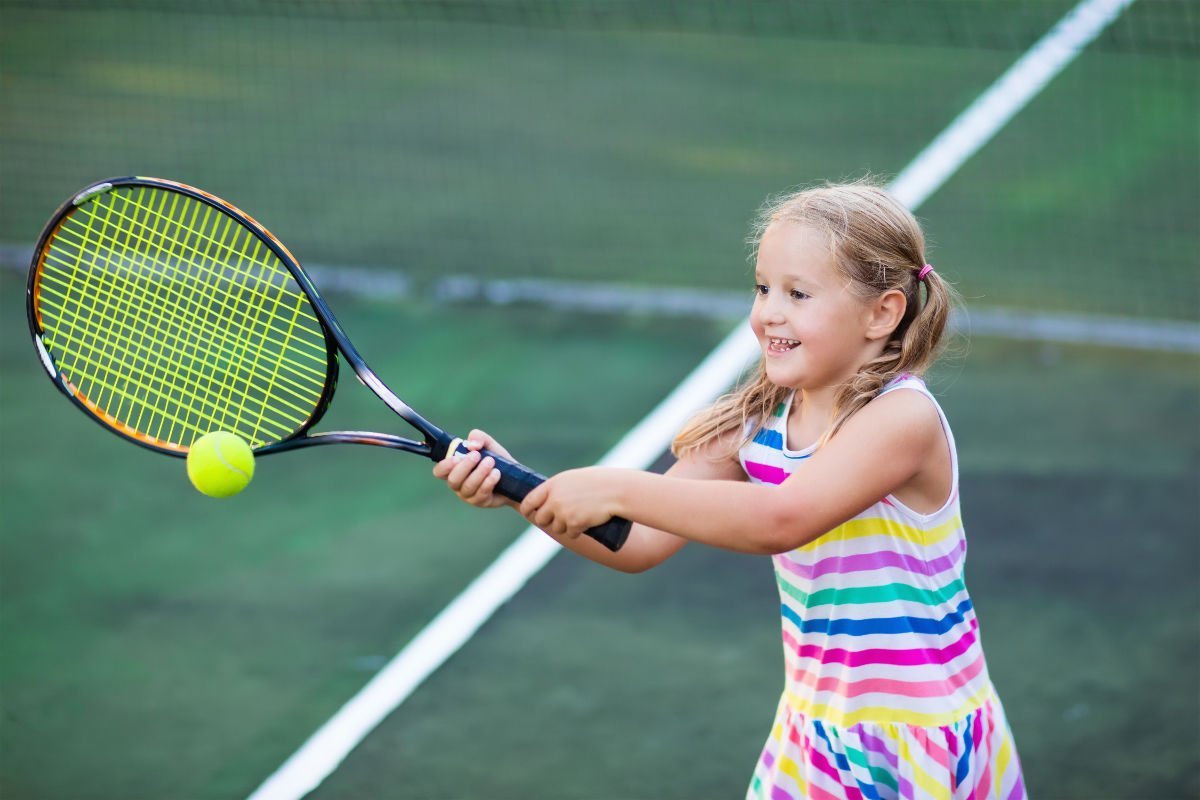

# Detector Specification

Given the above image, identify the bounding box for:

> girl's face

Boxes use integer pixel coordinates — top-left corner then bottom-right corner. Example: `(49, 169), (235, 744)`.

(750, 222), (875, 391)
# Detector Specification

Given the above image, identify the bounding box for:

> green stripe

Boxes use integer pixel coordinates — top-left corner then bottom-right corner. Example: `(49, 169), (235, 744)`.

(845, 745), (900, 792)
(776, 576), (966, 609)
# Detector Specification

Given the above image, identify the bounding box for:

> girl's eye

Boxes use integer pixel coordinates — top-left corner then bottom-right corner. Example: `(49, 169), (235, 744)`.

(790, 290), (809, 300)
(754, 284), (768, 296)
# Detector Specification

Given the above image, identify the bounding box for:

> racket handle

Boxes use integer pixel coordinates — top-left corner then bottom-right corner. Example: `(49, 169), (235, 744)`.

(448, 440), (631, 552)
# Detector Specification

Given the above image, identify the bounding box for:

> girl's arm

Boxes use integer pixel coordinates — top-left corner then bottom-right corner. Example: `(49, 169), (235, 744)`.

(432, 429), (747, 573)
(522, 388), (945, 555)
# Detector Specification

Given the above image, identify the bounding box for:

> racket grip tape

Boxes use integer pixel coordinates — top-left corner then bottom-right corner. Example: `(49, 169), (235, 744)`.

(448, 439), (631, 552)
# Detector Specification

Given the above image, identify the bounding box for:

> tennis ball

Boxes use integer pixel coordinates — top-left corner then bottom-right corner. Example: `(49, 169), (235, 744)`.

(187, 431), (255, 498)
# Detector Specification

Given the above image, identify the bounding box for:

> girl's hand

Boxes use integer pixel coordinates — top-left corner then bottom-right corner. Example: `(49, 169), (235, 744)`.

(520, 467), (625, 538)
(431, 429), (515, 509)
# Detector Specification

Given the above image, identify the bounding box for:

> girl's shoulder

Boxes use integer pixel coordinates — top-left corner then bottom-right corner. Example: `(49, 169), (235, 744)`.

(878, 372), (933, 398)
(831, 377), (951, 472)
(865, 375), (958, 518)
(873, 374), (949, 427)
(860, 383), (943, 434)
(866, 375), (947, 437)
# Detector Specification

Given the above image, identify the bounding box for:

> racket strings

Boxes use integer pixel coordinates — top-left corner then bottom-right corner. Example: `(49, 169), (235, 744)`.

(108, 188), (324, 439)
(41, 194), (282, 444)
(46, 191), (327, 360)
(45, 190), (322, 446)
(44, 191), (277, 438)
(35, 185), (331, 449)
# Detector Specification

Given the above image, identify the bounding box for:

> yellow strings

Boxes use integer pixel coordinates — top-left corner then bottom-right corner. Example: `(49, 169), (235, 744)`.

(36, 186), (330, 448)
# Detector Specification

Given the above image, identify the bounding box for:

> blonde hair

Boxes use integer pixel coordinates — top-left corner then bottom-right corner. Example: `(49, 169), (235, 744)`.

(673, 179), (957, 459)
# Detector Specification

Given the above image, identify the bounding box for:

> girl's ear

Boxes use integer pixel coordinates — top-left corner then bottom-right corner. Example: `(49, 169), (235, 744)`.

(864, 288), (907, 341)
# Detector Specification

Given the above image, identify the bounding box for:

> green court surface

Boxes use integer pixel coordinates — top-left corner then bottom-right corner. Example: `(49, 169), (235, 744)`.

(1, 2), (1198, 799)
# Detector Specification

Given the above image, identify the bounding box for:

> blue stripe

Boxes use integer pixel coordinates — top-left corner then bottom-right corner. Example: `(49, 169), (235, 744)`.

(750, 428), (812, 460)
(753, 428), (784, 449)
(812, 721), (882, 800)
(780, 598), (974, 637)
(956, 717), (973, 785)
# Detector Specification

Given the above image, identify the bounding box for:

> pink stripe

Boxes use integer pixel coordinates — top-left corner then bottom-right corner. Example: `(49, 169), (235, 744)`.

(915, 725), (952, 771)
(777, 539), (966, 580)
(807, 783), (845, 800)
(946, 727), (960, 790)
(975, 706), (995, 796)
(782, 618), (980, 668)
(787, 726), (859, 800)
(789, 651), (987, 700)
(745, 460), (788, 485)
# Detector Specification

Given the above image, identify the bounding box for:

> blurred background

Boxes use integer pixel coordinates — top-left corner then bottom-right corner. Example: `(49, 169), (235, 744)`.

(1, 1), (1196, 798)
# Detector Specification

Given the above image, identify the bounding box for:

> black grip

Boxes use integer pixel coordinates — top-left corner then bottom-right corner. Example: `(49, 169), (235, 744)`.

(461, 444), (631, 552)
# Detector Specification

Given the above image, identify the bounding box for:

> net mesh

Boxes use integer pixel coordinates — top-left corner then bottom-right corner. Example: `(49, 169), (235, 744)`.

(2, 1), (1196, 323)
(33, 184), (331, 451)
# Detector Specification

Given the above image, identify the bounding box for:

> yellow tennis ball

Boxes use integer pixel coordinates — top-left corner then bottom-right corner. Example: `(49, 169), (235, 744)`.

(186, 431), (255, 498)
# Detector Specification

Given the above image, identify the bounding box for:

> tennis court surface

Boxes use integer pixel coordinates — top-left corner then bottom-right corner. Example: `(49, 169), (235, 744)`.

(1, 1), (1196, 798)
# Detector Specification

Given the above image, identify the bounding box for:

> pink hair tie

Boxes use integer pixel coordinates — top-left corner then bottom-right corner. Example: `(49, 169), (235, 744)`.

(918, 263), (935, 282)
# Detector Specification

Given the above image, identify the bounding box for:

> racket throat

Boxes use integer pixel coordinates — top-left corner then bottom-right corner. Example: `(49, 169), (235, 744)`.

(429, 434), (466, 463)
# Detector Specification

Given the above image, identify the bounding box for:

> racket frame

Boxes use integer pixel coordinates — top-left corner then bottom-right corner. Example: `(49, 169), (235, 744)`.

(26, 176), (458, 459)
(27, 176), (630, 551)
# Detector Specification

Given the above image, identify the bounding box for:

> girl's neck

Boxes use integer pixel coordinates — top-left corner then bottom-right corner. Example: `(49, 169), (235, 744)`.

(789, 385), (840, 449)
(790, 348), (885, 435)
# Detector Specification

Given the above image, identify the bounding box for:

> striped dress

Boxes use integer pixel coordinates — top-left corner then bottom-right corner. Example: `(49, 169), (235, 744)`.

(740, 377), (1025, 800)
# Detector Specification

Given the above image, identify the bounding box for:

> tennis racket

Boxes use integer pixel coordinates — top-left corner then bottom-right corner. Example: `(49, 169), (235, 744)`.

(26, 176), (631, 551)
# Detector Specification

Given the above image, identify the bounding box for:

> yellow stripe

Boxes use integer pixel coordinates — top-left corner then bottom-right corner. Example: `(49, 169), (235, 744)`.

(783, 682), (993, 728)
(995, 731), (1014, 793)
(775, 753), (810, 796)
(766, 701), (812, 796)
(897, 734), (952, 800)
(798, 512), (962, 551)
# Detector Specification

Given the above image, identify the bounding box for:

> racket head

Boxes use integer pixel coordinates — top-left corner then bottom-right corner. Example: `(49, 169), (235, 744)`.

(27, 177), (339, 455)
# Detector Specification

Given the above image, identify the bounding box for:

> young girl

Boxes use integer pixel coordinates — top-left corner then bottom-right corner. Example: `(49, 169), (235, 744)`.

(433, 182), (1026, 800)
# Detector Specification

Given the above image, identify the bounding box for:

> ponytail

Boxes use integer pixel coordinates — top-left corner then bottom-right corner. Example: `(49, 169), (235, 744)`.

(820, 262), (956, 446)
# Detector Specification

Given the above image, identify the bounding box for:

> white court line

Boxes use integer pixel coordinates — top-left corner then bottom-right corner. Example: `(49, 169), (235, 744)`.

(889, 0), (1137, 208)
(248, 1), (1139, 797)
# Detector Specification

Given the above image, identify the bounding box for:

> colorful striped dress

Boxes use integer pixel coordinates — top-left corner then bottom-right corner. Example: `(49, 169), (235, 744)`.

(740, 377), (1025, 800)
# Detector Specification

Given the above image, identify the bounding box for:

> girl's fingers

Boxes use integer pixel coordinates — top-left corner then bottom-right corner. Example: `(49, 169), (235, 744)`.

(445, 450), (482, 490)
(468, 429), (513, 460)
(532, 506), (557, 531)
(433, 438), (510, 508)
(431, 458), (452, 479)
(460, 456), (495, 498)
(484, 466), (502, 494)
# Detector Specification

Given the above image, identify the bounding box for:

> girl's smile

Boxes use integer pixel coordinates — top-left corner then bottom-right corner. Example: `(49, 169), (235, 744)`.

(765, 337), (801, 355)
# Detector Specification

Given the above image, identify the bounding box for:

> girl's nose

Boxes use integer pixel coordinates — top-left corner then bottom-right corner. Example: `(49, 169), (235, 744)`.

(754, 294), (787, 325)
